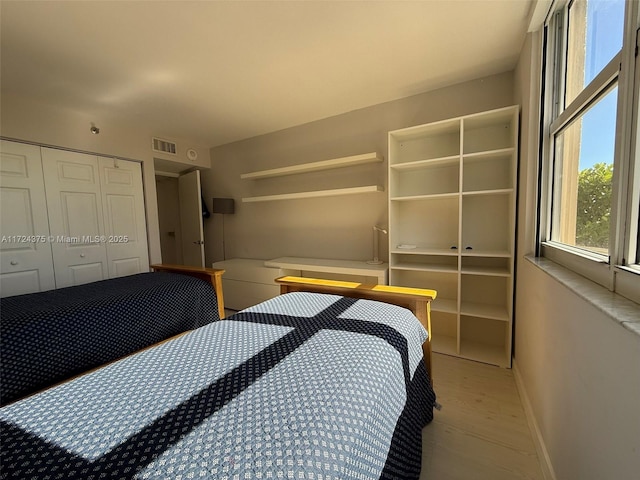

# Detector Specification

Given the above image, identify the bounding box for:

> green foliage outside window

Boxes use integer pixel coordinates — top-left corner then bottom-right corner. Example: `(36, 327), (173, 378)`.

(576, 162), (613, 250)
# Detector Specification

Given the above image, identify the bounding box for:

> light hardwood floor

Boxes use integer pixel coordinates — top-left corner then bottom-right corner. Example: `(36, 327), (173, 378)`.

(421, 354), (544, 480)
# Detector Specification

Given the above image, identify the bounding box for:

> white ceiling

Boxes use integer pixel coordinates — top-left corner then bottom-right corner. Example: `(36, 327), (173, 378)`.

(0, 0), (533, 148)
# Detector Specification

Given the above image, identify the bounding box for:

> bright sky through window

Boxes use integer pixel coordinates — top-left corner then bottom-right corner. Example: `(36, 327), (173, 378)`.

(579, 0), (625, 169)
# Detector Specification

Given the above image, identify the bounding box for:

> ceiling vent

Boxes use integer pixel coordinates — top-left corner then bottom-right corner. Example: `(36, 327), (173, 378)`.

(152, 137), (177, 155)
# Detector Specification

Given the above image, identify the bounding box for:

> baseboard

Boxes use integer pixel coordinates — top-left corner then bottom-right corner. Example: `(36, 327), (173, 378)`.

(512, 359), (557, 480)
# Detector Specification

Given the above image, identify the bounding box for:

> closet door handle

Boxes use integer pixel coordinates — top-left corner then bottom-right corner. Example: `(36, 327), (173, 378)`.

(80, 253), (86, 258)
(10, 260), (18, 266)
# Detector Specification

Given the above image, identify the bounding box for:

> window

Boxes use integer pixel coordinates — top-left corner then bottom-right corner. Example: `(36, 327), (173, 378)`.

(551, 85), (617, 255)
(539, 0), (640, 304)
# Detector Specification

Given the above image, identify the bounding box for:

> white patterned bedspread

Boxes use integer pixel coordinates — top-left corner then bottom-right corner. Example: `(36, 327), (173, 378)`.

(0, 292), (436, 480)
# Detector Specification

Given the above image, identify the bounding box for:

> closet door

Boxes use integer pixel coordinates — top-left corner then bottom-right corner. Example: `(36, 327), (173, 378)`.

(41, 148), (108, 287)
(99, 157), (149, 277)
(0, 141), (55, 296)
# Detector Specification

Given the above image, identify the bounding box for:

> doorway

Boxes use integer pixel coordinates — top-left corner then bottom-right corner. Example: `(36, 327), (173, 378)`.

(155, 170), (205, 267)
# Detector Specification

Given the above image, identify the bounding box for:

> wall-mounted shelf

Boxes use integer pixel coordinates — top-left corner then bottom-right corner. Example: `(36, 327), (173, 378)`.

(241, 151), (384, 203)
(242, 185), (383, 203)
(241, 152), (382, 180)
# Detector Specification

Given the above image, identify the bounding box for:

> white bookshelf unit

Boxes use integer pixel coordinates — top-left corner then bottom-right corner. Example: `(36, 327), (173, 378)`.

(241, 152), (384, 202)
(388, 106), (519, 367)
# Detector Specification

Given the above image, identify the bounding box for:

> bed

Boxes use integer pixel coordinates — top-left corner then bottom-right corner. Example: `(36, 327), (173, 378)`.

(1, 265), (224, 406)
(0, 270), (437, 479)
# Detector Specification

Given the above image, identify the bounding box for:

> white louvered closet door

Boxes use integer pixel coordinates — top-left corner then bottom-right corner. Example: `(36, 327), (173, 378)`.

(41, 148), (109, 288)
(0, 141), (56, 296)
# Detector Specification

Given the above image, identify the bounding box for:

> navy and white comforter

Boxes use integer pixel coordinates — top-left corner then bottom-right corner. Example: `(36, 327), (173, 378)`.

(0, 292), (436, 479)
(1, 272), (220, 406)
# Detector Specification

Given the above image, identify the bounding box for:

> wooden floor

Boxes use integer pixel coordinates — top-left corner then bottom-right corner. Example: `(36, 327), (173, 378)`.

(421, 354), (544, 480)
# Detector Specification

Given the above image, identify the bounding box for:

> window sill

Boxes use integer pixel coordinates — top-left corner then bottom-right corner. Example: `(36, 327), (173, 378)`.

(525, 255), (640, 337)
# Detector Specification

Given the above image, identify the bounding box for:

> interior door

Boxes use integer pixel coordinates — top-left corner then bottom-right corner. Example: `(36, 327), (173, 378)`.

(99, 157), (149, 277)
(0, 141), (56, 296)
(178, 170), (205, 267)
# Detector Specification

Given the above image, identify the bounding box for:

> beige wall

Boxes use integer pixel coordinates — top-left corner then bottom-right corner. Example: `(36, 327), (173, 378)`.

(1, 73), (515, 268)
(0, 93), (209, 265)
(204, 71), (515, 265)
(514, 32), (640, 479)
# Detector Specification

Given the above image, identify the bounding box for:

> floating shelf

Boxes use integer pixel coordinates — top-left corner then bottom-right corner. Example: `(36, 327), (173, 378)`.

(241, 152), (382, 180)
(242, 185), (384, 203)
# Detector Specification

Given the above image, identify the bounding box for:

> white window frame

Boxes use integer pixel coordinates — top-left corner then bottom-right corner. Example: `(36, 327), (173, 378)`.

(538, 0), (640, 305)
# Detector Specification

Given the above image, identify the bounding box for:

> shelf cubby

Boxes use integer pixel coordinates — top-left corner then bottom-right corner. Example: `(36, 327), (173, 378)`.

(461, 193), (512, 253)
(390, 268), (458, 314)
(431, 311), (458, 356)
(460, 315), (510, 367)
(390, 160), (459, 197)
(463, 107), (517, 154)
(390, 196), (459, 251)
(461, 256), (510, 276)
(460, 274), (510, 321)
(391, 253), (458, 273)
(389, 119), (460, 165)
(463, 149), (514, 192)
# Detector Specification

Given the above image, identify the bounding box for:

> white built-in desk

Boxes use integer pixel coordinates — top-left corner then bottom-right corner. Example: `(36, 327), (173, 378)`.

(264, 257), (388, 285)
(213, 257), (389, 311)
